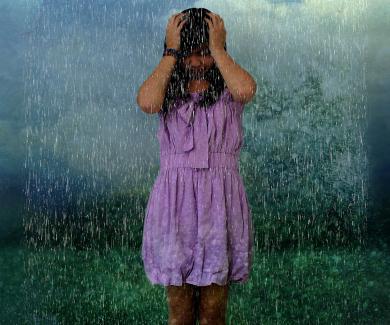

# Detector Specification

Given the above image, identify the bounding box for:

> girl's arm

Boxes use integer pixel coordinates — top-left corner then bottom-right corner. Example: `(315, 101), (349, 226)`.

(212, 49), (257, 104)
(137, 55), (177, 114)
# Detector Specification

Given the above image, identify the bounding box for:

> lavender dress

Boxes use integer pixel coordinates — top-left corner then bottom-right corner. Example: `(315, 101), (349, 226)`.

(141, 86), (254, 286)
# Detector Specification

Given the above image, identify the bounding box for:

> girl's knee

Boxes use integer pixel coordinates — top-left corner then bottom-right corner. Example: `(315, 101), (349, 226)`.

(166, 284), (198, 325)
(199, 283), (229, 324)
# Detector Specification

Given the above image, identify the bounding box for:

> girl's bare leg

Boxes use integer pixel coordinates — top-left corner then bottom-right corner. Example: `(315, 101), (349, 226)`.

(199, 283), (229, 325)
(166, 283), (198, 325)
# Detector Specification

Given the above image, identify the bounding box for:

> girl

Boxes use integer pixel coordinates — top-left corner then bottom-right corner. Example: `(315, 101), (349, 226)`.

(137, 7), (256, 325)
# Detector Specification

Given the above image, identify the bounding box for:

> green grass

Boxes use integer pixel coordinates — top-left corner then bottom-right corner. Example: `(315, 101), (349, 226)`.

(1, 244), (389, 324)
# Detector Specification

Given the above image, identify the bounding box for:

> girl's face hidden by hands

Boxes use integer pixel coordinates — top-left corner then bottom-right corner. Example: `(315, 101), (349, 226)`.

(181, 43), (215, 80)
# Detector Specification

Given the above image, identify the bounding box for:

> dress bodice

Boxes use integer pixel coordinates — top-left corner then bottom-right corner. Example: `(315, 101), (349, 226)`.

(157, 87), (245, 169)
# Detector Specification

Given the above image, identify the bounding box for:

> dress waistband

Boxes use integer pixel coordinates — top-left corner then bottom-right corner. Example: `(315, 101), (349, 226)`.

(160, 152), (239, 170)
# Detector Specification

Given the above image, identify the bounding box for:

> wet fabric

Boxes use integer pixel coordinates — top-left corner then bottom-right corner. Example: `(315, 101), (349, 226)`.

(141, 87), (254, 286)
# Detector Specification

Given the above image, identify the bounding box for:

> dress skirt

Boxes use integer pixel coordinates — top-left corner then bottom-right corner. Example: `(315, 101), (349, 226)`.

(141, 165), (254, 286)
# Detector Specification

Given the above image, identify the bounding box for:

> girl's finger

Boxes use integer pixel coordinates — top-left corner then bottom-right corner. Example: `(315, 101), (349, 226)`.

(213, 15), (221, 25)
(178, 16), (187, 28)
(173, 13), (184, 23)
(204, 19), (212, 30)
(170, 13), (180, 21)
(204, 15), (213, 27)
(175, 14), (186, 27)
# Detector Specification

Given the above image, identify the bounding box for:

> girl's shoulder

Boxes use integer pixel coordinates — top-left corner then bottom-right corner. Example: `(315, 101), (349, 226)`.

(221, 87), (245, 114)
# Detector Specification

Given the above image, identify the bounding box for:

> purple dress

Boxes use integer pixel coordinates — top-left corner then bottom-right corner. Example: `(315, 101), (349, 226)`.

(141, 86), (254, 286)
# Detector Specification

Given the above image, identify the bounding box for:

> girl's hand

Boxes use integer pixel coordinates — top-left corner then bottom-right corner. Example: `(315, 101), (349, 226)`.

(165, 13), (188, 50)
(204, 12), (226, 55)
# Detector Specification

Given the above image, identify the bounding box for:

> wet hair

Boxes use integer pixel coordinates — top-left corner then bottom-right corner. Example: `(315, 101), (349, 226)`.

(161, 7), (228, 120)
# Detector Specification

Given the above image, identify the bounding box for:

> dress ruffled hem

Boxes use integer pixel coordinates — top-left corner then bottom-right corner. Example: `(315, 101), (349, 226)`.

(143, 264), (250, 287)
(143, 246), (253, 287)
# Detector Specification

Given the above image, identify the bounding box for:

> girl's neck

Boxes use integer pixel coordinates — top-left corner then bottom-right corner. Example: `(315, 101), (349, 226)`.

(187, 80), (210, 93)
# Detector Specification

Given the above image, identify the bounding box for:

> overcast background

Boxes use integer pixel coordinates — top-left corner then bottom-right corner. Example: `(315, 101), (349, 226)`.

(0, 0), (389, 245)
